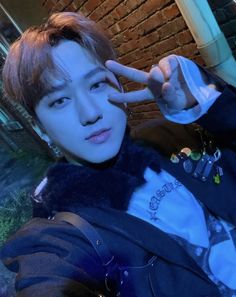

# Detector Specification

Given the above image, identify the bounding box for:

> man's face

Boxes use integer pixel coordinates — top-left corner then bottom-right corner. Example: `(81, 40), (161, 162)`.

(35, 40), (127, 164)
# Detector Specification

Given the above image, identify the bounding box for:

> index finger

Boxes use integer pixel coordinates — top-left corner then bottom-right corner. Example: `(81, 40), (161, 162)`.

(158, 55), (179, 81)
(105, 60), (149, 84)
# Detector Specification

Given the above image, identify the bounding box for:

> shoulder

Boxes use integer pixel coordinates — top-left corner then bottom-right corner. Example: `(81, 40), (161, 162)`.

(131, 118), (202, 157)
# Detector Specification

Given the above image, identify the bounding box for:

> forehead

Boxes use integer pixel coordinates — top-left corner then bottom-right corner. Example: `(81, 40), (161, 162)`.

(50, 40), (101, 79)
(39, 40), (109, 101)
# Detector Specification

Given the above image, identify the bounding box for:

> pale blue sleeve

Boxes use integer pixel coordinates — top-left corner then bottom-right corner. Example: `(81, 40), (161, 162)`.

(162, 55), (221, 124)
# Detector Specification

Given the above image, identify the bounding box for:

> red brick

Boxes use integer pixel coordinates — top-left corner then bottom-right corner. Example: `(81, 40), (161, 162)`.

(84, 0), (103, 12)
(128, 119), (144, 127)
(157, 48), (180, 61)
(99, 15), (115, 29)
(138, 31), (160, 49)
(108, 22), (122, 35)
(115, 3), (130, 18)
(137, 11), (164, 36)
(125, 81), (142, 90)
(118, 39), (139, 55)
(124, 0), (146, 11)
(158, 17), (186, 39)
(175, 30), (193, 46)
(132, 113), (146, 120)
(123, 29), (139, 40)
(102, 0), (121, 12)
(79, 6), (90, 16)
(118, 50), (141, 65)
(111, 9), (122, 21)
(88, 9), (101, 21)
(73, 0), (87, 10)
(112, 30), (139, 46)
(132, 103), (156, 113)
(111, 30), (138, 47)
(192, 55), (205, 65)
(150, 36), (176, 55)
(162, 3), (180, 21)
(129, 102), (142, 108)
(59, 0), (72, 7)
(65, 2), (80, 11)
(132, 110), (161, 120)
(89, 0), (122, 21)
(144, 111), (161, 118)
(131, 8), (147, 25)
(130, 56), (153, 70)
(140, 0), (173, 16)
(112, 32), (131, 47)
(141, 0), (160, 15)
(120, 77), (129, 86)
(116, 14), (138, 31)
(175, 43), (199, 58)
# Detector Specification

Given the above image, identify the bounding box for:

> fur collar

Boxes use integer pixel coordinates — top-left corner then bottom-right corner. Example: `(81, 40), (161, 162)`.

(32, 134), (161, 218)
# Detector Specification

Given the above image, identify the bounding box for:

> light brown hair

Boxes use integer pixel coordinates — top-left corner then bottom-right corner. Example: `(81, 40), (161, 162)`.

(2, 12), (117, 116)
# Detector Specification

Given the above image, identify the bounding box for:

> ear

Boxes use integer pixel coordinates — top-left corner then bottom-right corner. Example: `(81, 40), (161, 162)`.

(30, 117), (51, 144)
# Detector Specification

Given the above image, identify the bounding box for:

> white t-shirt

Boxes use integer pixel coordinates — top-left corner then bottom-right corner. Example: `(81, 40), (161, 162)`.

(127, 167), (236, 294)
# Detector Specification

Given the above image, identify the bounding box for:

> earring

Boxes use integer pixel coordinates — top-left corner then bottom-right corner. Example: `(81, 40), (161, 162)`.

(48, 141), (63, 158)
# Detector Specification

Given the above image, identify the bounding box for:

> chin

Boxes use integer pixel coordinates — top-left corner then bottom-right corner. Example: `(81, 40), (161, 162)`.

(88, 146), (121, 164)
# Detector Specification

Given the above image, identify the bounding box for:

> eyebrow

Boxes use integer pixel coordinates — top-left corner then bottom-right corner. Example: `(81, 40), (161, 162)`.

(45, 66), (106, 97)
(83, 66), (106, 79)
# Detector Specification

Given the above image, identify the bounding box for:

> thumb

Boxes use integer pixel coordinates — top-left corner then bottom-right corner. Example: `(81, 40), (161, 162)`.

(161, 82), (188, 111)
(148, 66), (164, 99)
(162, 82), (176, 105)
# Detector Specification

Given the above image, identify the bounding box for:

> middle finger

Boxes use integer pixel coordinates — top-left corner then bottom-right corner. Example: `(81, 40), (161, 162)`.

(106, 60), (149, 84)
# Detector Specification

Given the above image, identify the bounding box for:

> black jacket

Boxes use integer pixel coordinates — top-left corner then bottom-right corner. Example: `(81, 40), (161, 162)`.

(1, 85), (236, 297)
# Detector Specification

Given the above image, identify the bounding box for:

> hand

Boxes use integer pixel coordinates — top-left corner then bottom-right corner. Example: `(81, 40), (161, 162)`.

(105, 55), (198, 114)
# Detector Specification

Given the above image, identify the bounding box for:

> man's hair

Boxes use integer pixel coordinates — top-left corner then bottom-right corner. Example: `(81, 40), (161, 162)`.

(2, 12), (117, 116)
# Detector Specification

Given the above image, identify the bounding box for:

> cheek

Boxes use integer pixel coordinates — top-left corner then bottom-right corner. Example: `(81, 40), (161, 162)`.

(37, 115), (66, 141)
(109, 103), (127, 123)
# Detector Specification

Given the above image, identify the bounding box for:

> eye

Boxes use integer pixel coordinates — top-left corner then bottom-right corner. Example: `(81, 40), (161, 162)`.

(49, 97), (70, 108)
(90, 80), (108, 91)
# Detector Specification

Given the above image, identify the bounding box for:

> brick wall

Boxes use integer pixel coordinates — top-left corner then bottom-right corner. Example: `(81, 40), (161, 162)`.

(41, 0), (236, 127)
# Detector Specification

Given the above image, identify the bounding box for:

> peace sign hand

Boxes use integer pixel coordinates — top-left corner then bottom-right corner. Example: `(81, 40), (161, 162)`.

(105, 55), (198, 114)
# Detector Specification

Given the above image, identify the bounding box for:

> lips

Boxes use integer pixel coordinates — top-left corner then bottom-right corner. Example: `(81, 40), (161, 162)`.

(85, 128), (111, 144)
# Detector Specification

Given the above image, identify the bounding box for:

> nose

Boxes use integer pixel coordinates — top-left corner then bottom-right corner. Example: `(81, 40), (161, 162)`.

(76, 95), (103, 126)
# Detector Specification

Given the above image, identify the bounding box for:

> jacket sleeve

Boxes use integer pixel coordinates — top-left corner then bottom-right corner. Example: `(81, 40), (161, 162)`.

(0, 218), (107, 297)
(197, 84), (236, 149)
(158, 56), (236, 149)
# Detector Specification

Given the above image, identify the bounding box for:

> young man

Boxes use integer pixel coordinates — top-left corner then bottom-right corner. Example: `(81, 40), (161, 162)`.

(1, 11), (236, 297)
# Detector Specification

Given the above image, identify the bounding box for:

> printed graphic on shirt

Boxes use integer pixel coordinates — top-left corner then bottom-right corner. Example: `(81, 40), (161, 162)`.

(148, 179), (182, 221)
(171, 209), (236, 297)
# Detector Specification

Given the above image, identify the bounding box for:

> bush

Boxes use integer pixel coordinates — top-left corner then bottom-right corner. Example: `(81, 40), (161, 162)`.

(0, 189), (32, 246)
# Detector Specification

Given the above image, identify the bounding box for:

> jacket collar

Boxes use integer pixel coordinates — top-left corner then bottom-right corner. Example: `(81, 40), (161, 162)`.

(33, 133), (161, 218)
